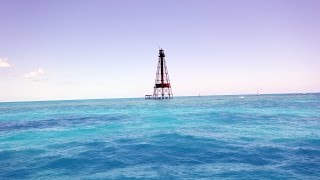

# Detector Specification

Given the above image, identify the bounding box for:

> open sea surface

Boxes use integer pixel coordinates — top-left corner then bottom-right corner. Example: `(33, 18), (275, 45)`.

(0, 94), (320, 179)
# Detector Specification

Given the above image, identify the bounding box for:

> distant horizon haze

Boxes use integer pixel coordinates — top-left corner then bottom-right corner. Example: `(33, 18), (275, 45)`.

(1, 92), (320, 103)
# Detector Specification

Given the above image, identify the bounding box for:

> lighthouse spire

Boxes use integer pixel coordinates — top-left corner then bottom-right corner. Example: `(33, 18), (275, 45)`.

(152, 49), (173, 99)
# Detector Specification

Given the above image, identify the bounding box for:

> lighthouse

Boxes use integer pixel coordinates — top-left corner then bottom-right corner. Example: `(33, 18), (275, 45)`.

(145, 49), (173, 99)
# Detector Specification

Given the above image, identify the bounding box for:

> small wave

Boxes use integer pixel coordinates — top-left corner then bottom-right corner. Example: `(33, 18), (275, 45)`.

(0, 115), (127, 132)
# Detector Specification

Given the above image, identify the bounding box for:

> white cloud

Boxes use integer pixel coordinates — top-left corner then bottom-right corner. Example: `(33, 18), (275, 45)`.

(0, 57), (11, 67)
(24, 68), (46, 79)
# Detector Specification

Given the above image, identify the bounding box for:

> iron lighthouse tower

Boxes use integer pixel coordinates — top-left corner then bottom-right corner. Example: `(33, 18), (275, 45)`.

(153, 49), (173, 99)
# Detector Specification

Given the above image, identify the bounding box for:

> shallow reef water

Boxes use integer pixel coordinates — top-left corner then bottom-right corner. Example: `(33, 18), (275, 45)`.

(0, 94), (320, 179)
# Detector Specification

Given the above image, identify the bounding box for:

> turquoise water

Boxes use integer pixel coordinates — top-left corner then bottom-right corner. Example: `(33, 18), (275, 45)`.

(0, 94), (320, 179)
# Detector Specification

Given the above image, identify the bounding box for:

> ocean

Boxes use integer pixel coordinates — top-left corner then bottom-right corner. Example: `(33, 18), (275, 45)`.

(0, 94), (319, 179)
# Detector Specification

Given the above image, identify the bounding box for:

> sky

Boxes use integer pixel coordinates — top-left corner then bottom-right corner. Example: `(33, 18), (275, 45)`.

(0, 0), (320, 102)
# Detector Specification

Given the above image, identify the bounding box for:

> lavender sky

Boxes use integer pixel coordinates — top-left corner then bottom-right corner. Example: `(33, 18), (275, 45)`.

(0, 0), (320, 102)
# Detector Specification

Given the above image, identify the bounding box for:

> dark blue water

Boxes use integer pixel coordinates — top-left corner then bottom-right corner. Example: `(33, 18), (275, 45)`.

(0, 94), (320, 179)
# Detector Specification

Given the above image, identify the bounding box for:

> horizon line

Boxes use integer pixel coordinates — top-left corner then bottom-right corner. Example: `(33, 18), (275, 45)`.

(1, 91), (319, 104)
